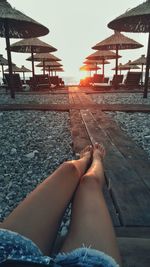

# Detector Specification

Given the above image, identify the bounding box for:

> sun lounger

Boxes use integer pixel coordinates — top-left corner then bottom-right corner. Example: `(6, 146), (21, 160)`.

(29, 74), (50, 90)
(122, 71), (142, 89)
(110, 74), (124, 88)
(4, 73), (30, 92)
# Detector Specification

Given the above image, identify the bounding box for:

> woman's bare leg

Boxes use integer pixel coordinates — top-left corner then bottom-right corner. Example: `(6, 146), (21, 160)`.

(61, 144), (122, 266)
(1, 145), (92, 255)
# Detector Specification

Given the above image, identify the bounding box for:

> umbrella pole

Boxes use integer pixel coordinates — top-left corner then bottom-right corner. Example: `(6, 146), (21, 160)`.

(143, 32), (150, 98)
(141, 64), (144, 85)
(5, 21), (15, 98)
(115, 46), (119, 89)
(23, 72), (25, 83)
(1, 65), (4, 79)
(102, 59), (104, 81)
(43, 60), (45, 75)
(31, 48), (35, 78)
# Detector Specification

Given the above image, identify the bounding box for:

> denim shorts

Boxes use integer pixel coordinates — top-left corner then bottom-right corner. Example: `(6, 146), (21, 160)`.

(0, 229), (119, 267)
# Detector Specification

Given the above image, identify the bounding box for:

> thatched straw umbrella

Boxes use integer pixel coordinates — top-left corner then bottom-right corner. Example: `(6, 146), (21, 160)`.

(129, 55), (146, 84)
(123, 60), (140, 71)
(5, 64), (22, 73)
(0, 0), (49, 98)
(45, 67), (64, 76)
(10, 38), (56, 77)
(0, 54), (8, 78)
(37, 61), (62, 68)
(112, 63), (130, 74)
(80, 64), (101, 71)
(84, 59), (110, 65)
(108, 1), (150, 98)
(36, 61), (63, 76)
(5, 64), (31, 82)
(19, 65), (31, 82)
(86, 50), (121, 78)
(92, 31), (143, 79)
(26, 52), (61, 75)
(83, 59), (110, 74)
(80, 64), (101, 77)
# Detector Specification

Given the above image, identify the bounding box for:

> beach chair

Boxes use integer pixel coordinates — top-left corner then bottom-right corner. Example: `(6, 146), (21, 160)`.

(123, 71), (142, 89)
(110, 74), (124, 87)
(29, 74), (50, 90)
(93, 74), (104, 83)
(4, 73), (29, 92)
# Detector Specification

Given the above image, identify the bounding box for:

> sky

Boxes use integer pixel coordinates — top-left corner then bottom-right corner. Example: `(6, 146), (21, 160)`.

(0, 0), (148, 83)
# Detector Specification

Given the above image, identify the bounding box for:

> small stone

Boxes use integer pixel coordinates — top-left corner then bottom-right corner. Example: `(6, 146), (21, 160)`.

(145, 135), (150, 140)
(25, 150), (39, 159)
(10, 148), (17, 154)
(60, 226), (68, 236)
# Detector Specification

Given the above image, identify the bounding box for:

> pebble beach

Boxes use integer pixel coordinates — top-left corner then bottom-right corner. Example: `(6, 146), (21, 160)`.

(0, 91), (150, 236)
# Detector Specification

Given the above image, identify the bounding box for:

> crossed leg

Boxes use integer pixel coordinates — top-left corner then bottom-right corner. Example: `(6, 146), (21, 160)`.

(60, 144), (122, 266)
(1, 145), (92, 255)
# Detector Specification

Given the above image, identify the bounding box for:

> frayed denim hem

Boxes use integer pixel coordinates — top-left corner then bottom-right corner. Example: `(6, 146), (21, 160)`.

(0, 229), (120, 267)
(55, 247), (119, 267)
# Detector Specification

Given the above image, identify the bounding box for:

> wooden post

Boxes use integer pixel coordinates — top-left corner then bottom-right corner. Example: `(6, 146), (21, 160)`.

(43, 60), (45, 75)
(31, 47), (35, 77)
(5, 21), (15, 98)
(1, 64), (4, 79)
(115, 45), (119, 89)
(143, 32), (150, 98)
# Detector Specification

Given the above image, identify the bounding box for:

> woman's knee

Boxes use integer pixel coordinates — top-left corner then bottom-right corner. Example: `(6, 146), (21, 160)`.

(62, 161), (80, 179)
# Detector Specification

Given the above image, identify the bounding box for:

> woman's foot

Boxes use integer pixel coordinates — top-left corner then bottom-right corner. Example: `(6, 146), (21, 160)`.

(72, 145), (93, 178)
(93, 143), (105, 161)
(82, 143), (106, 187)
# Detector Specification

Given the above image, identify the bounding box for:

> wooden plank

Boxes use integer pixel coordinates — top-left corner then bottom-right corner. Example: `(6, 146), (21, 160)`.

(81, 109), (150, 226)
(103, 186), (120, 226)
(92, 110), (150, 190)
(69, 109), (91, 153)
(116, 227), (150, 238)
(118, 237), (150, 267)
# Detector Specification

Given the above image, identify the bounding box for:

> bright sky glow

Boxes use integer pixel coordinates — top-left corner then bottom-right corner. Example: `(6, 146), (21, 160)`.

(0, 0), (148, 83)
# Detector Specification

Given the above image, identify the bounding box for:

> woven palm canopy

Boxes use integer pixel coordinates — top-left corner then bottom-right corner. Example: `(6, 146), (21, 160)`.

(108, 1), (150, 97)
(86, 50), (121, 77)
(50, 67), (64, 72)
(0, 54), (8, 65)
(92, 31), (143, 50)
(10, 38), (56, 53)
(45, 67), (64, 75)
(122, 60), (140, 70)
(5, 64), (22, 72)
(0, 0), (49, 98)
(130, 54), (146, 65)
(84, 59), (110, 65)
(130, 55), (146, 84)
(10, 38), (57, 77)
(26, 52), (61, 75)
(0, 0), (49, 38)
(92, 31), (143, 79)
(112, 63), (129, 74)
(80, 64), (101, 71)
(0, 54), (8, 77)
(108, 1), (150, 33)
(20, 65), (31, 72)
(37, 61), (62, 68)
(26, 53), (61, 62)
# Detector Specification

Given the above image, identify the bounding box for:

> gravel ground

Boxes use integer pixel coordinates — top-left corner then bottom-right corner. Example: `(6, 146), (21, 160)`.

(91, 92), (150, 104)
(0, 92), (150, 238)
(0, 93), (69, 104)
(106, 111), (150, 159)
(92, 92), (150, 159)
(0, 111), (74, 227)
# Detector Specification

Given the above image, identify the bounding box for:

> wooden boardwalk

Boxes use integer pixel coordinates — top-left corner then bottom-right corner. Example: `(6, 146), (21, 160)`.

(69, 87), (150, 267)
